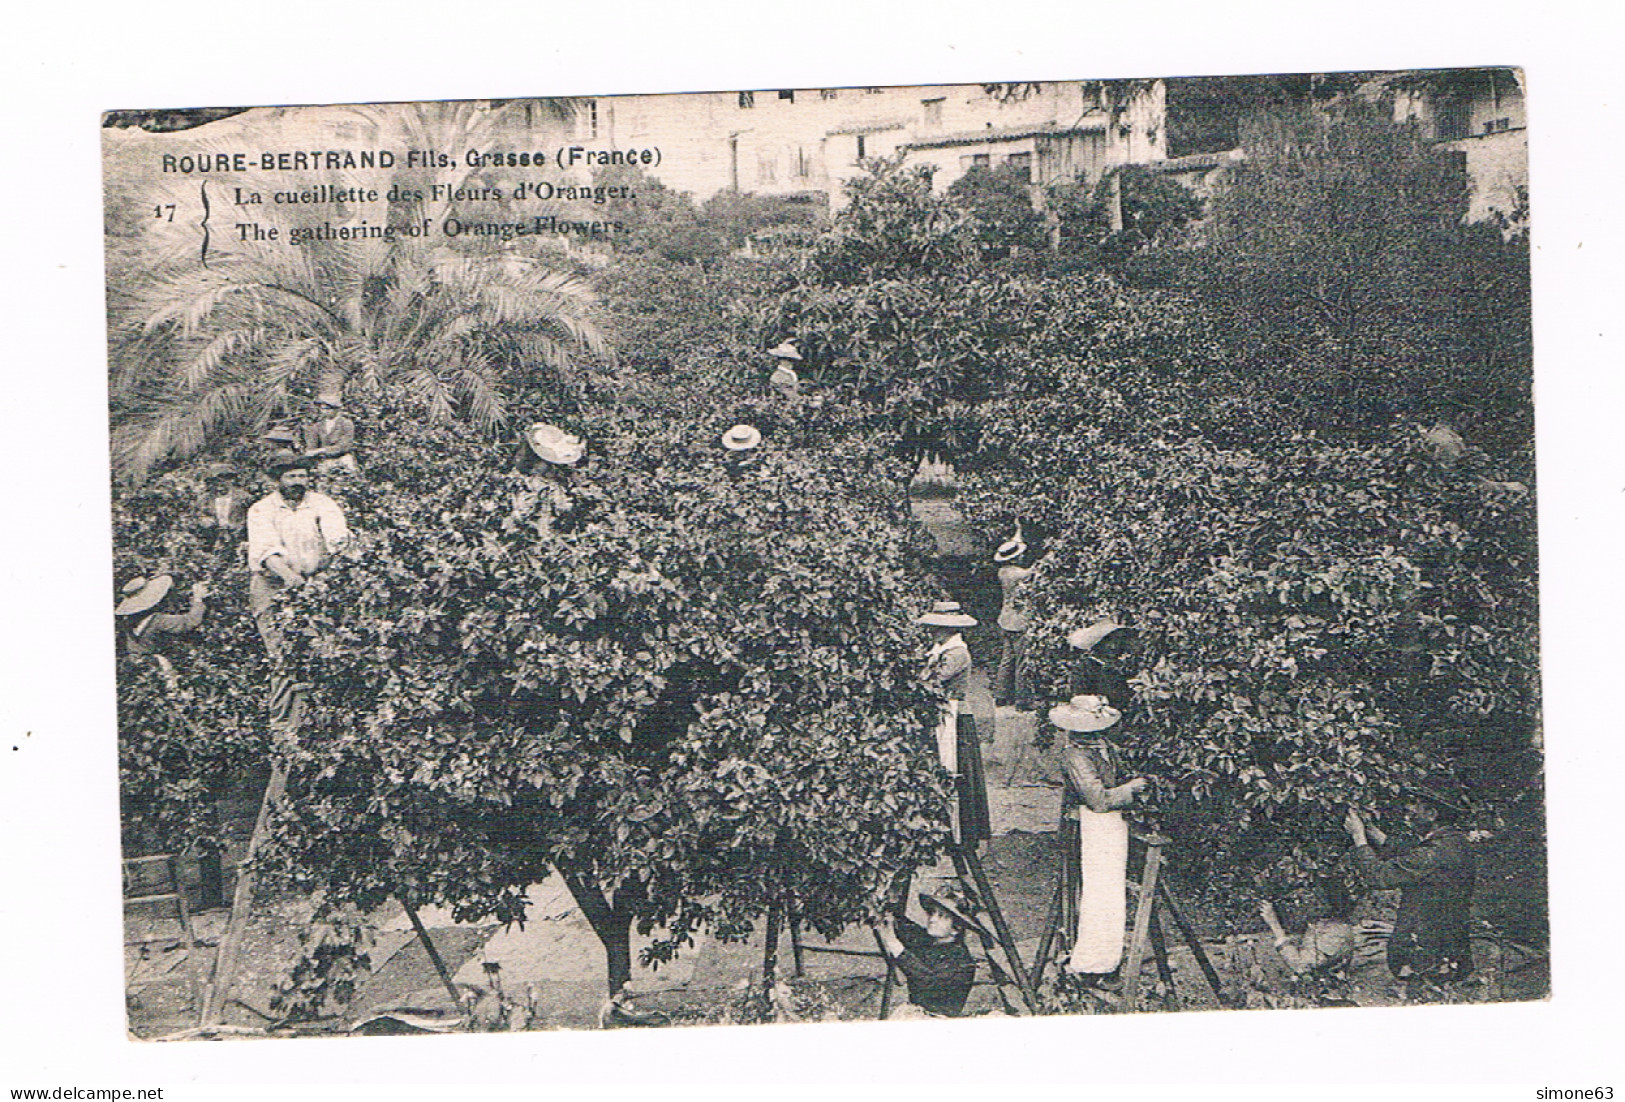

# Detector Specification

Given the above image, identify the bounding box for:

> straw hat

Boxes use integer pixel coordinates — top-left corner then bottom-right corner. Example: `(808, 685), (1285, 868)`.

(524, 423), (586, 466)
(116, 575), (173, 617)
(721, 424), (762, 451)
(1067, 618), (1124, 652)
(993, 536), (1027, 564)
(768, 341), (802, 361)
(262, 424), (301, 446)
(915, 600), (978, 628)
(1048, 694), (1123, 733)
(918, 882), (989, 939)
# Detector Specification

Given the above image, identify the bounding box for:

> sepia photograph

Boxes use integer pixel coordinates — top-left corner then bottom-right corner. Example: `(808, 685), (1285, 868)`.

(100, 70), (1547, 1044)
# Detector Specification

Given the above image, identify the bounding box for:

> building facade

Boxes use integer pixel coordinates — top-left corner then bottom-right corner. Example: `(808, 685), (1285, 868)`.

(1388, 68), (1528, 226)
(583, 80), (1166, 205)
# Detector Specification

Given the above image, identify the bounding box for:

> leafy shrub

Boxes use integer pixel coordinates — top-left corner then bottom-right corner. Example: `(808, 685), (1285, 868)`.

(945, 163), (1050, 265)
(1048, 166), (1204, 271)
(1192, 100), (1533, 450)
(591, 166), (827, 264)
(591, 254), (782, 388)
(112, 470), (270, 858)
(257, 395), (951, 993)
(801, 156), (978, 284)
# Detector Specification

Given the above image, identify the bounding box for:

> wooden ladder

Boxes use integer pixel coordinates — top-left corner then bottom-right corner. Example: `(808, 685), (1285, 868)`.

(123, 854), (202, 1001)
(1032, 826), (1230, 1010)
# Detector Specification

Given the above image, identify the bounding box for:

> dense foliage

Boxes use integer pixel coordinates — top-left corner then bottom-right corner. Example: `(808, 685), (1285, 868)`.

(256, 396), (947, 993)
(959, 410), (1538, 912)
(110, 91), (1541, 1017)
(944, 163), (1051, 265)
(112, 471), (270, 858)
(749, 158), (1040, 454)
(1194, 100), (1533, 451)
(590, 165), (826, 264)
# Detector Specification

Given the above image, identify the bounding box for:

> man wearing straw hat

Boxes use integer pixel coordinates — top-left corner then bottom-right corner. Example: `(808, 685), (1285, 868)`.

(767, 340), (802, 402)
(1050, 694), (1151, 978)
(115, 574), (211, 683)
(247, 450), (351, 656)
(917, 600), (992, 850)
(1344, 788), (1476, 985)
(115, 573), (224, 906)
(303, 387), (359, 478)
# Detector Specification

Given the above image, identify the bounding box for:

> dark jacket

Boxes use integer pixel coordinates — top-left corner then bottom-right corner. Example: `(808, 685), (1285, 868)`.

(893, 917), (975, 1016)
(1353, 828), (1475, 980)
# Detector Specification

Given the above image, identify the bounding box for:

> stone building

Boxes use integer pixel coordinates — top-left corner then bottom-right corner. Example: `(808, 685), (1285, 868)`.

(579, 80), (1166, 206)
(1387, 67), (1527, 226)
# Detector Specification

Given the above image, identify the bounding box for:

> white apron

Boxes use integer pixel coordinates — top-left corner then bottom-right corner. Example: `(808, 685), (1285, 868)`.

(924, 635), (968, 775)
(934, 699), (960, 774)
(1069, 805), (1129, 973)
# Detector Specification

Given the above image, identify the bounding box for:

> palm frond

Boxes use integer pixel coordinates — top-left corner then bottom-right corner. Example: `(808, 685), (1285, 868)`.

(398, 363), (457, 423)
(113, 380), (257, 482)
(453, 351), (507, 430)
(178, 327), (270, 391)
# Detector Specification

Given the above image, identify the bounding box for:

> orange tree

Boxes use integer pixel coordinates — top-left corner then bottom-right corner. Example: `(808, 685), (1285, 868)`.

(745, 157), (1040, 459)
(256, 394), (947, 997)
(956, 326), (1540, 921)
(1195, 97), (1533, 453)
(111, 468), (270, 866)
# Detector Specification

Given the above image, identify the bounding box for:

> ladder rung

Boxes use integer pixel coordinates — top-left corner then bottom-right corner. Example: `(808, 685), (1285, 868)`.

(125, 893), (184, 906)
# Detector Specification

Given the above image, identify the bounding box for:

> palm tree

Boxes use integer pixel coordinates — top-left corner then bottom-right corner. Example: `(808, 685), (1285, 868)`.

(109, 99), (609, 482)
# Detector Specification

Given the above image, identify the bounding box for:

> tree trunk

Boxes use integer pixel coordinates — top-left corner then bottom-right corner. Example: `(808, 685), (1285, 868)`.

(762, 895), (782, 990)
(557, 865), (636, 995)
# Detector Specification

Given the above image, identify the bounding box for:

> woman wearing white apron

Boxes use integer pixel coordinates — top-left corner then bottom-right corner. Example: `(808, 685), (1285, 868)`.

(1049, 694), (1149, 976)
(916, 600), (992, 849)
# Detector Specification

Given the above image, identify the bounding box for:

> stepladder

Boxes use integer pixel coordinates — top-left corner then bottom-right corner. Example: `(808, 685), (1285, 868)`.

(783, 842), (1040, 1020)
(1032, 822), (1230, 1011)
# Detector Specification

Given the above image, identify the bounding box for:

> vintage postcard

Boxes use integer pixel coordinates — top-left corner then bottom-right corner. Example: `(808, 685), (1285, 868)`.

(102, 70), (1543, 1043)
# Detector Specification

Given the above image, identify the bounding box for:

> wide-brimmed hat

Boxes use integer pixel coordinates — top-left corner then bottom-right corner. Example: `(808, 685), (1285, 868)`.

(721, 424), (762, 451)
(262, 424), (301, 446)
(918, 882), (989, 938)
(1067, 618), (1124, 652)
(115, 574), (173, 617)
(1049, 694), (1123, 733)
(768, 341), (802, 361)
(266, 449), (313, 475)
(915, 600), (977, 628)
(525, 423), (586, 466)
(315, 390), (343, 408)
(993, 536), (1027, 564)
